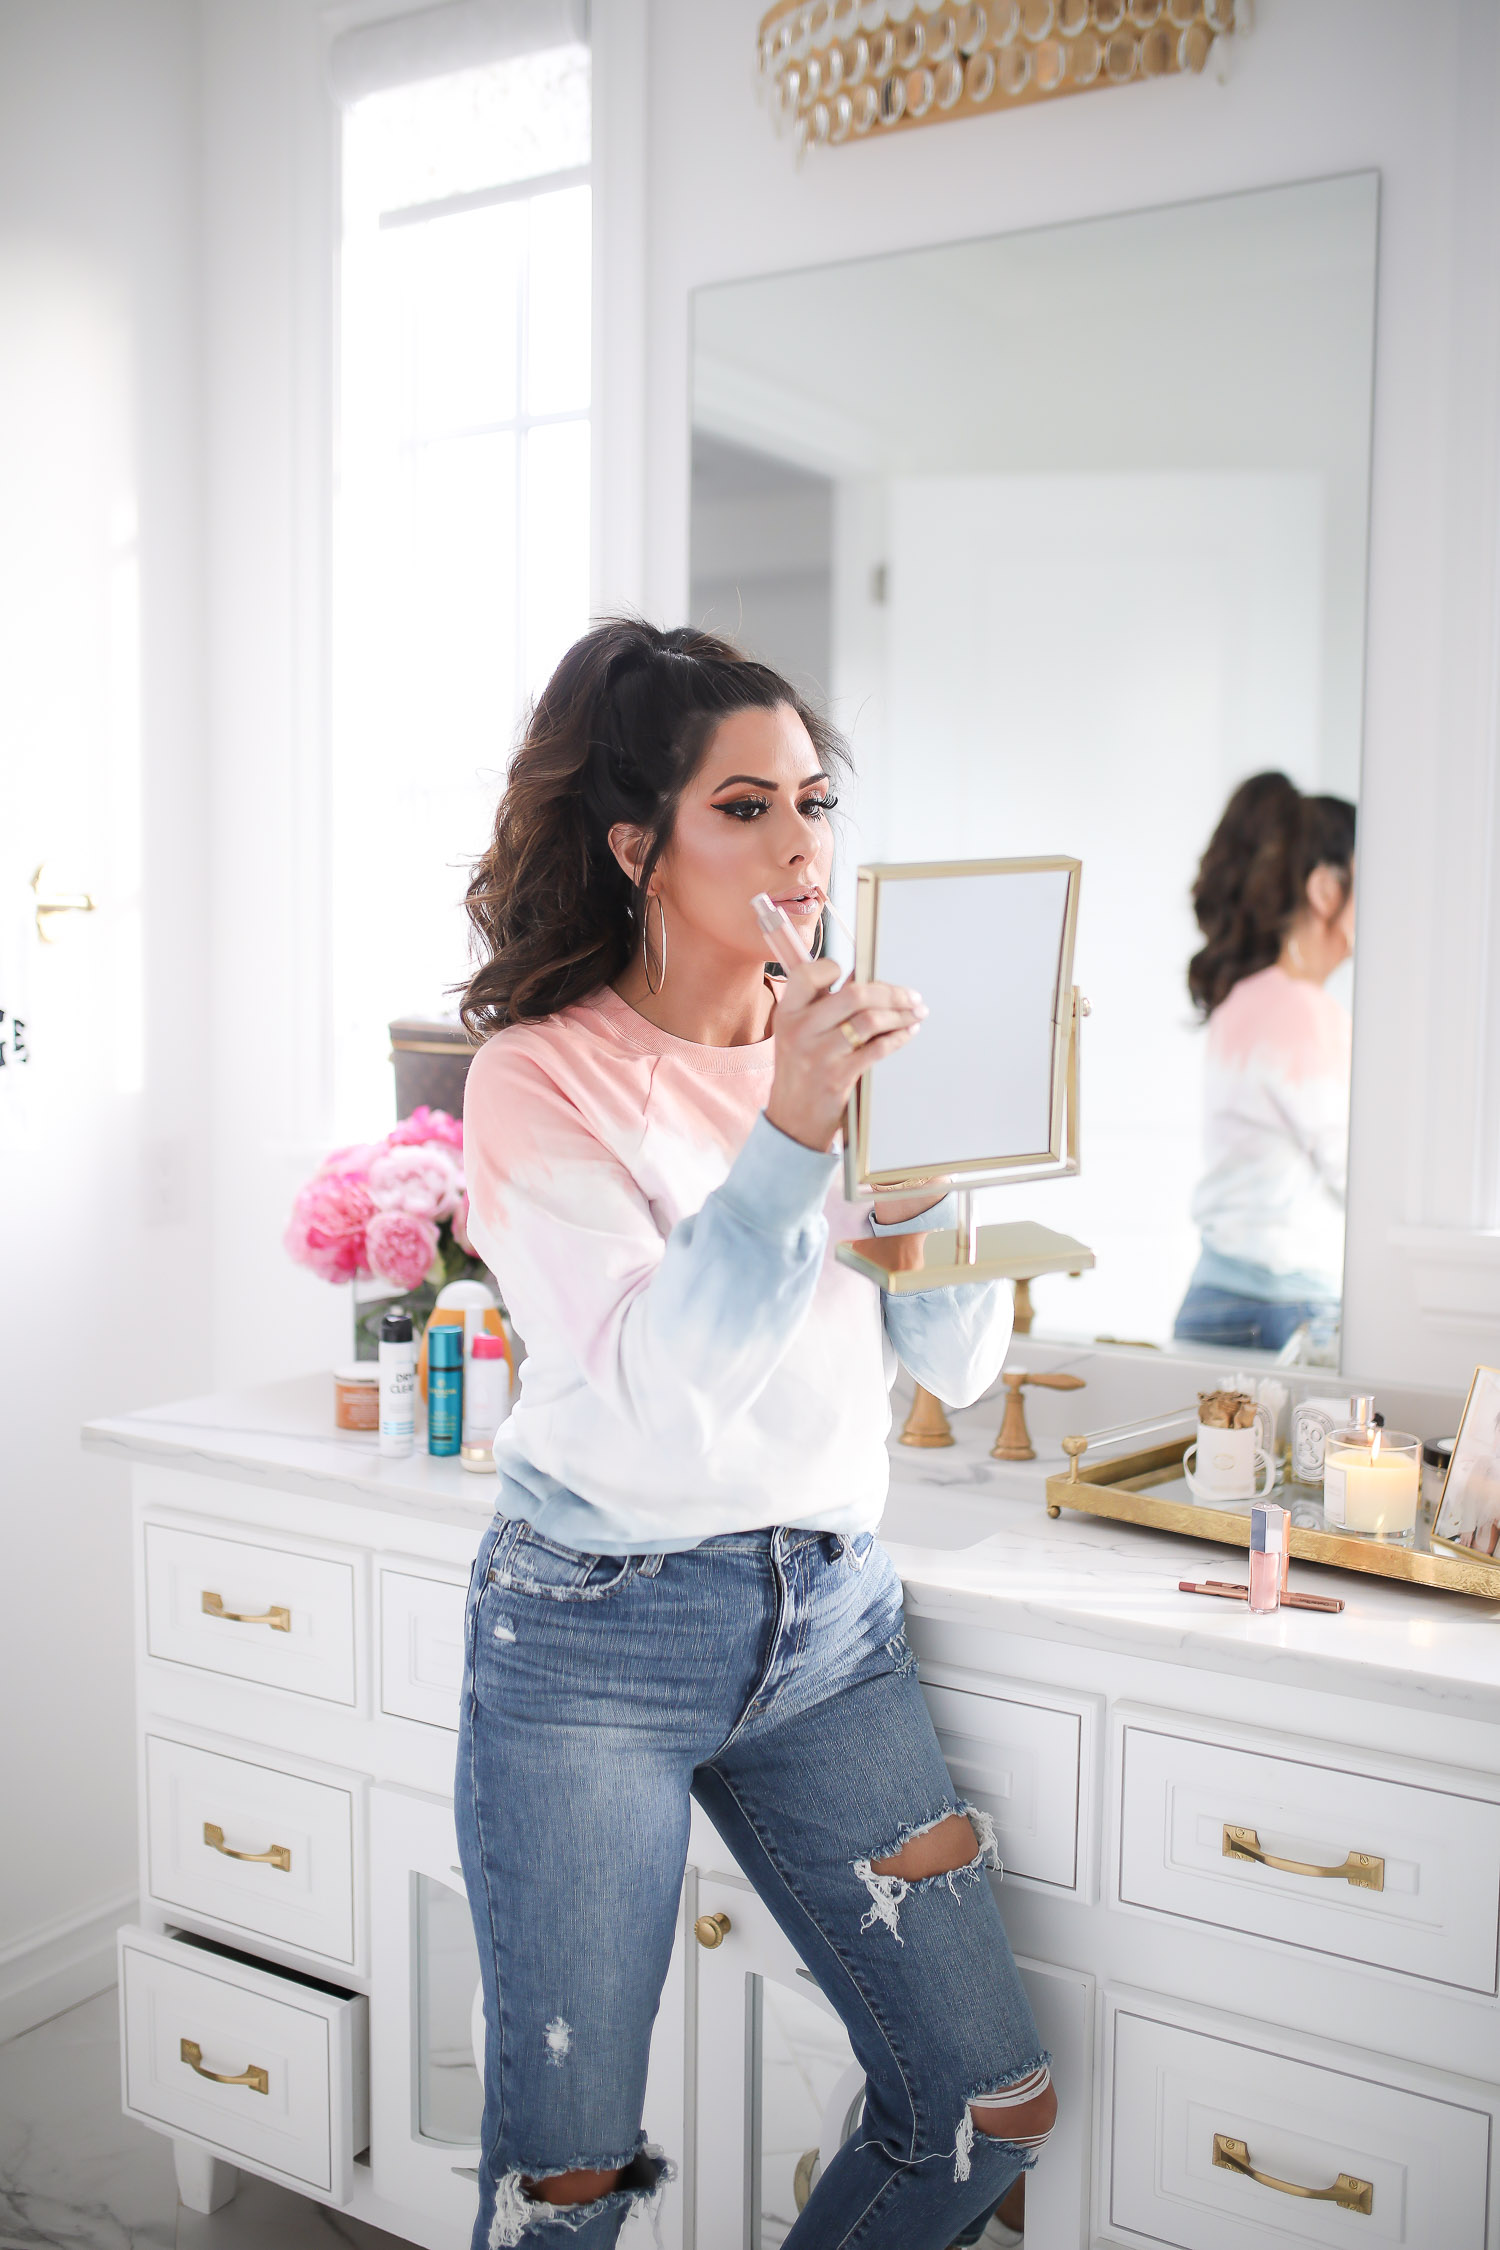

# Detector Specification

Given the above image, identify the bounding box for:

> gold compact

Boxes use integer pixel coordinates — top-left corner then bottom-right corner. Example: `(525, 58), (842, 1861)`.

(835, 856), (1094, 1295)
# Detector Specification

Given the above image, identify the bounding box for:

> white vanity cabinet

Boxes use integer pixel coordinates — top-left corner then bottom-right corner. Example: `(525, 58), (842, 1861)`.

(89, 1373), (1500, 2250)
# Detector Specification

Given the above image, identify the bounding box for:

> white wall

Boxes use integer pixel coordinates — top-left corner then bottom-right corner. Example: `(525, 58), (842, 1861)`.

(637, 0), (1500, 1389)
(178, 0), (1500, 1391)
(0, 0), (210, 2032)
(201, 0), (350, 1390)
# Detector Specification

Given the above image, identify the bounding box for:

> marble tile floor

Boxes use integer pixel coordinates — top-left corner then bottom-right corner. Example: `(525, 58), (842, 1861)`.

(0, 1990), (405, 2250)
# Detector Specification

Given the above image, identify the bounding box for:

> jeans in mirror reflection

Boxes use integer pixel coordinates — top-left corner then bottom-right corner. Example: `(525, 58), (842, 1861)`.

(1174, 1280), (1335, 1354)
(455, 1517), (1051, 2246)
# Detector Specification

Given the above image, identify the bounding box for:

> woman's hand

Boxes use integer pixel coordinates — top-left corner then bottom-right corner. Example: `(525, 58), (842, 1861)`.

(765, 957), (926, 1155)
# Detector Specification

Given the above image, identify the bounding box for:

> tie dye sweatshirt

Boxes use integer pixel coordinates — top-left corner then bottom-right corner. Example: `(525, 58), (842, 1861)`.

(462, 985), (1011, 1553)
(1190, 963), (1351, 1303)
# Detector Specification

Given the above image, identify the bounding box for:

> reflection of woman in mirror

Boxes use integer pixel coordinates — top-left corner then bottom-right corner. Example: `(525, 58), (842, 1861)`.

(1174, 773), (1355, 1352)
(453, 622), (1050, 2245)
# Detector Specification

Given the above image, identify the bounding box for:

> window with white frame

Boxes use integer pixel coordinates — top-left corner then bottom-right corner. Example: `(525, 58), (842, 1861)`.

(330, 13), (592, 1136)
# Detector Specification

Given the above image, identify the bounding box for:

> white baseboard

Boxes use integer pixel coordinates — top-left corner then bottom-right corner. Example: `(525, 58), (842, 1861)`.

(0, 1889), (137, 2046)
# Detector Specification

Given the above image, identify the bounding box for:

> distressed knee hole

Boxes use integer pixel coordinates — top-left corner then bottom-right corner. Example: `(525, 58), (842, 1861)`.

(854, 1803), (1001, 1942)
(870, 1810), (979, 1882)
(522, 2165), (622, 2207)
(491, 2143), (676, 2245)
(971, 2077), (1056, 2147)
(953, 2065), (1054, 2182)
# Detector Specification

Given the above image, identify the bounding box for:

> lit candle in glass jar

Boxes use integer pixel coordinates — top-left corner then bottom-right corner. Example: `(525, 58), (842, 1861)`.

(1323, 1428), (1421, 1542)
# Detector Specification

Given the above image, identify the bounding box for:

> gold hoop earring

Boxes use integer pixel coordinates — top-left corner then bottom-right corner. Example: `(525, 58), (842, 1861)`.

(644, 895), (667, 995)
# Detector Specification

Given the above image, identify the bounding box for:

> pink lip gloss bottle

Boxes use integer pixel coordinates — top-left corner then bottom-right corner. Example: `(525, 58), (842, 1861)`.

(1249, 1502), (1287, 1613)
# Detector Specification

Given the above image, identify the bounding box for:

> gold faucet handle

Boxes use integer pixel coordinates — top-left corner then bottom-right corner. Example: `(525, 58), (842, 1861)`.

(993, 1368), (1084, 1461)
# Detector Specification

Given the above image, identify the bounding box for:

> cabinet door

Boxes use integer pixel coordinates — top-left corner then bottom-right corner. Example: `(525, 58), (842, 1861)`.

(690, 1872), (1092, 2250)
(379, 1567), (467, 1731)
(691, 1872), (857, 2250)
(368, 1786), (484, 2231)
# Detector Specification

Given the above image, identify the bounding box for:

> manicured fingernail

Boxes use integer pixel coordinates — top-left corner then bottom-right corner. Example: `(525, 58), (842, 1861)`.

(913, 1001), (929, 1019)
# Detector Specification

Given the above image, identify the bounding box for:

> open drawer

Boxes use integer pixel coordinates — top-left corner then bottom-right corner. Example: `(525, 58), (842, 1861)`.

(118, 1925), (368, 2204)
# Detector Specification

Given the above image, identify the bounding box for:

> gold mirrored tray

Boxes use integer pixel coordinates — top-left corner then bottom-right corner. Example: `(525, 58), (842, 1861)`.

(1045, 1436), (1500, 1602)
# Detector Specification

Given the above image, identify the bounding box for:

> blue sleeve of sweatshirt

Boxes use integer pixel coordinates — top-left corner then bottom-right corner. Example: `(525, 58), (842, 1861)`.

(871, 1195), (1013, 1408)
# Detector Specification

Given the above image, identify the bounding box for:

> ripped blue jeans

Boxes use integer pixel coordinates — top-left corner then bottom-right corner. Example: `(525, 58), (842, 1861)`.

(456, 1518), (1049, 2248)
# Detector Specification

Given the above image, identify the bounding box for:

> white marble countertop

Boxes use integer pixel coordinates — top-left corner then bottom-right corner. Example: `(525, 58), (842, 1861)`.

(878, 1404), (1500, 1727)
(83, 1373), (498, 1532)
(85, 1369), (1500, 1723)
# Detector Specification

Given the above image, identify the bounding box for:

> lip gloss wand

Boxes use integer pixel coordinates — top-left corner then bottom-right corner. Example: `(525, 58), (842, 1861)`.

(751, 890), (818, 986)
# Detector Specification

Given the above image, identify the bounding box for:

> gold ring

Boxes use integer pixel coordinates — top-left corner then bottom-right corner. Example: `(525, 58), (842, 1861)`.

(840, 1022), (865, 1051)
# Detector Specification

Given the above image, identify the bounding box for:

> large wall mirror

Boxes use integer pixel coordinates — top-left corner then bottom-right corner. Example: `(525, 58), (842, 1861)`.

(690, 173), (1379, 1362)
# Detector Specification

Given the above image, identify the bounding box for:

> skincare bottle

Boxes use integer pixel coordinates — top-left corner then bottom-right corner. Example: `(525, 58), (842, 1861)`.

(427, 1322), (463, 1458)
(1248, 1502), (1287, 1613)
(460, 1333), (511, 1471)
(378, 1309), (415, 1458)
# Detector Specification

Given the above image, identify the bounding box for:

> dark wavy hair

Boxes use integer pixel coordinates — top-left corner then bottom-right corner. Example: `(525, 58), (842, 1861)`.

(1188, 771), (1356, 1017)
(460, 619), (848, 1035)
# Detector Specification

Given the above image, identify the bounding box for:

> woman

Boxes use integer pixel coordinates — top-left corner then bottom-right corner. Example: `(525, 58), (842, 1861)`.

(1174, 771), (1356, 1352)
(455, 621), (1053, 2247)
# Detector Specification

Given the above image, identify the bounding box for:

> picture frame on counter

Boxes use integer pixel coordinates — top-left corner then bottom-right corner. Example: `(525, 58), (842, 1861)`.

(1432, 1366), (1500, 1564)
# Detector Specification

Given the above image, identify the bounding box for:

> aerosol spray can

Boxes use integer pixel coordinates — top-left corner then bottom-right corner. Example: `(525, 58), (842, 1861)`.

(378, 1308), (416, 1459)
(427, 1322), (464, 1458)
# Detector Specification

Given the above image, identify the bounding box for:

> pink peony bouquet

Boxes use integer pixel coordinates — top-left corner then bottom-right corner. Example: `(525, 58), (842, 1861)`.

(285, 1107), (489, 1335)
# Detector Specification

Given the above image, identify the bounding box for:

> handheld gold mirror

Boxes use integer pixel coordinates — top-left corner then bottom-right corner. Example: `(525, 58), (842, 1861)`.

(836, 856), (1095, 1294)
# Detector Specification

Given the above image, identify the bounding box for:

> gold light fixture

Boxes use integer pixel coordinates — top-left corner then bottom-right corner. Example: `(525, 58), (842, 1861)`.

(756, 0), (1247, 155)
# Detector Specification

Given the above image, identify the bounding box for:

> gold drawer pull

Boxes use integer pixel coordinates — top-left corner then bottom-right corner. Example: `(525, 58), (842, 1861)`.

(694, 1912), (732, 1949)
(201, 1590), (291, 1631)
(1213, 2133), (1373, 2214)
(1222, 1823), (1384, 1891)
(203, 1821), (291, 1872)
(180, 2038), (269, 2096)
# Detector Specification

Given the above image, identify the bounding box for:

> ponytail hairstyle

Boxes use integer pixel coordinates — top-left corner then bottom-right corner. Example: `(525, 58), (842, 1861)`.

(1188, 772), (1356, 1017)
(461, 619), (848, 1035)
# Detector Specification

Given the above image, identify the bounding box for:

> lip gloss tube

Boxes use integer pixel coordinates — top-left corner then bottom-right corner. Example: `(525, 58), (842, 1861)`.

(751, 891), (813, 979)
(1249, 1501), (1287, 1613)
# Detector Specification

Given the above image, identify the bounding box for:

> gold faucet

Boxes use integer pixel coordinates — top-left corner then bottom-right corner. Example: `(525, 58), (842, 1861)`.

(991, 1370), (1087, 1461)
